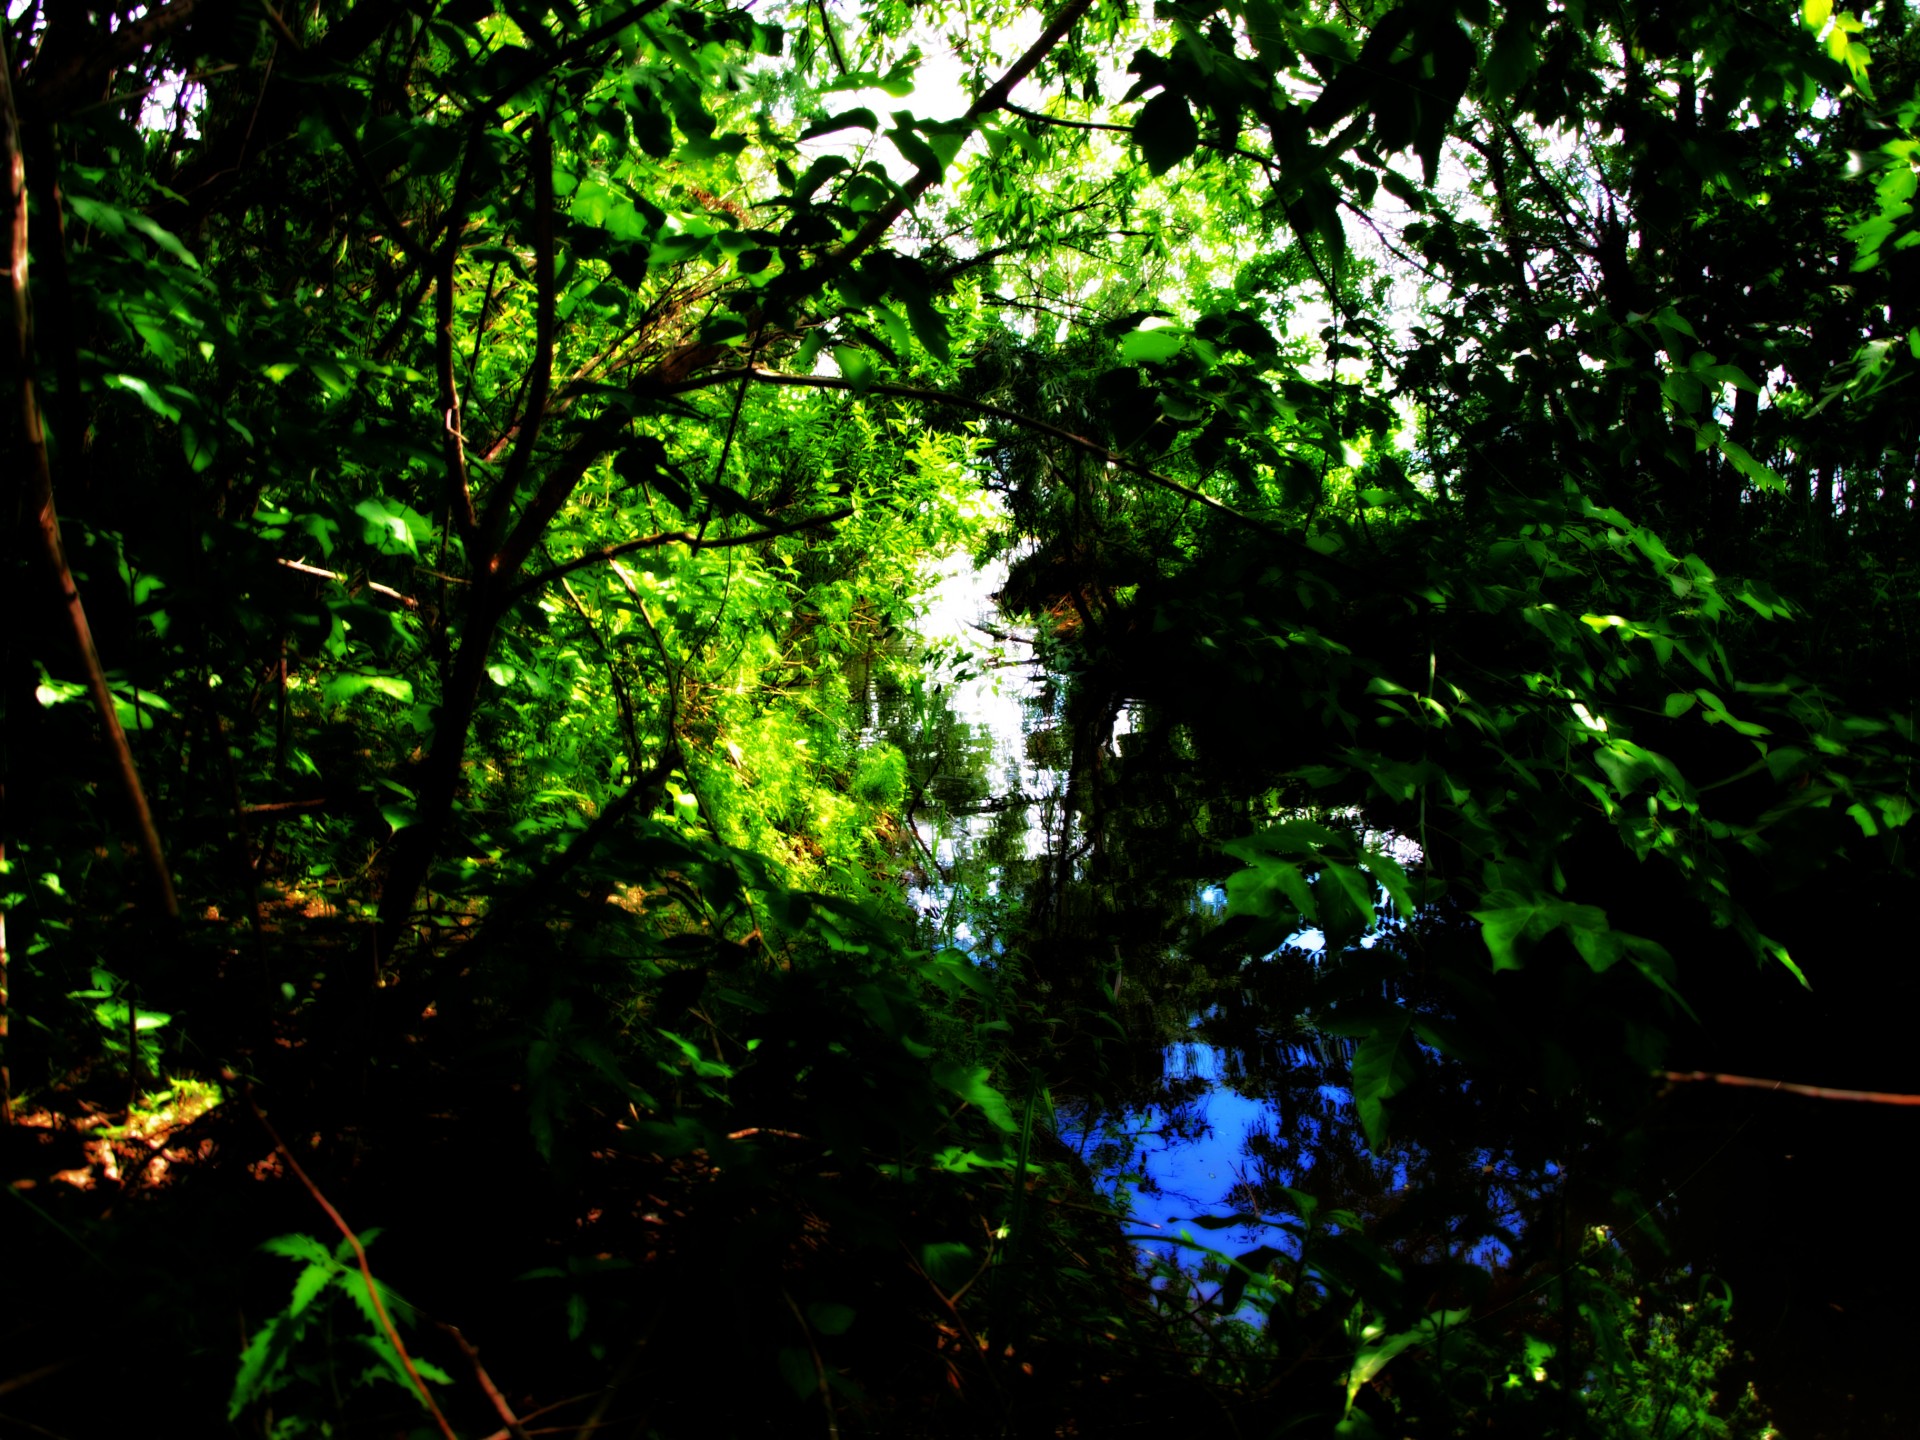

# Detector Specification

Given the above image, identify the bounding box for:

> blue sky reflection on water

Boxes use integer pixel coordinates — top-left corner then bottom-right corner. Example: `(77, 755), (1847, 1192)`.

(1060, 1035), (1332, 1317)
(1059, 1019), (1528, 1323)
(903, 543), (1537, 1321)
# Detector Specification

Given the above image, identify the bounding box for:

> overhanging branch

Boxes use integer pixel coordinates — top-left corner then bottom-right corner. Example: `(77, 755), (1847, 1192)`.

(684, 364), (1317, 548)
(515, 505), (855, 598)
(790, 0), (1097, 299)
(1662, 1070), (1920, 1106)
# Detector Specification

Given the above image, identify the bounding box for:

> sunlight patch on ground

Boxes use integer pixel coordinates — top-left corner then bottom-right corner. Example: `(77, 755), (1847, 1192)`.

(10, 1078), (224, 1193)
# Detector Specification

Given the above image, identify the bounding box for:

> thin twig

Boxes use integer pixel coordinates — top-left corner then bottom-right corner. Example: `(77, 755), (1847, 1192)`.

(439, 1323), (533, 1440)
(792, 0), (1097, 299)
(681, 365), (1403, 591)
(1661, 1069), (1920, 1106)
(779, 1288), (842, 1440)
(514, 506), (854, 597)
(1003, 100), (1281, 176)
(555, 568), (642, 763)
(566, 1309), (661, 1440)
(277, 557), (418, 608)
(435, 123), (486, 551)
(246, 1093), (460, 1440)
(239, 797), (328, 817)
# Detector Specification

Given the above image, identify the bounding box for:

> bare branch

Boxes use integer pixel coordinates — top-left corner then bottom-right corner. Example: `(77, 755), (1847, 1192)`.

(1662, 1070), (1920, 1106)
(22, 0), (203, 118)
(687, 365), (1304, 546)
(4, 52), (177, 919)
(515, 506), (855, 598)
(1003, 100), (1281, 176)
(438, 1325), (533, 1440)
(277, 557), (419, 609)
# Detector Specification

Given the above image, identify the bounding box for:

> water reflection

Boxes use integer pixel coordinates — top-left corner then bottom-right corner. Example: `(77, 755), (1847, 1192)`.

(889, 547), (1561, 1330)
(1060, 1013), (1540, 1310)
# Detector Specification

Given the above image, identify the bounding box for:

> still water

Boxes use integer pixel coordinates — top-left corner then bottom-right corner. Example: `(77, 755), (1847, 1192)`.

(889, 546), (1920, 1437)
(893, 549), (1537, 1320)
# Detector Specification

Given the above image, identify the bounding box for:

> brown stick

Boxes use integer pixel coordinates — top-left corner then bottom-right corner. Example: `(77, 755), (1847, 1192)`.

(240, 798), (329, 817)
(277, 557), (419, 608)
(439, 1323), (532, 1440)
(1661, 1070), (1920, 1106)
(0, 1360), (73, 1399)
(246, 1094), (460, 1440)
(4, 46), (178, 919)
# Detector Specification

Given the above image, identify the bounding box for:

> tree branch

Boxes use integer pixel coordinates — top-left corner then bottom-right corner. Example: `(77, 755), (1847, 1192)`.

(21, 0), (203, 118)
(514, 506), (855, 598)
(4, 51), (177, 919)
(434, 127), (486, 552)
(791, 0), (1097, 299)
(1662, 1070), (1920, 1106)
(687, 364), (1316, 549)
(485, 117), (558, 572)
(1003, 100), (1281, 176)
(277, 557), (418, 610)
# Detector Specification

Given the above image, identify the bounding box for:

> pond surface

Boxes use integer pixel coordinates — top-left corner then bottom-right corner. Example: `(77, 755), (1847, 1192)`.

(892, 550), (1542, 1319)
(891, 544), (1920, 1437)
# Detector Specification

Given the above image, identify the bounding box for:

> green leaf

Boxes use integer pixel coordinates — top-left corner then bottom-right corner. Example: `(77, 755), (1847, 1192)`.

(918, 1240), (975, 1290)
(806, 1301), (857, 1335)
(1135, 90), (1199, 175)
(261, 1233), (335, 1265)
(776, 1346), (817, 1398)
(322, 674), (413, 706)
(66, 193), (200, 267)
(1472, 898), (1605, 971)
(229, 1314), (291, 1418)
(1346, 1309), (1473, 1413)
(832, 345), (876, 392)
(1349, 1009), (1414, 1150)
(1119, 325), (1185, 363)
(902, 293), (951, 363)
(102, 373), (182, 423)
(931, 1059), (1017, 1130)
(887, 124), (944, 177)
(1483, 12), (1543, 102)
(800, 107), (879, 141)
(355, 497), (433, 555)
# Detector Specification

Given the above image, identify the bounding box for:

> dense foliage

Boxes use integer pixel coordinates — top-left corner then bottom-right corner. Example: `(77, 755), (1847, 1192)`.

(4, 0), (1915, 1435)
